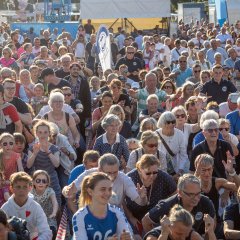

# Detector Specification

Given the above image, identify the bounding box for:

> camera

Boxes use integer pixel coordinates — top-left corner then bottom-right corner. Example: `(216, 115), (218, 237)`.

(8, 216), (30, 240)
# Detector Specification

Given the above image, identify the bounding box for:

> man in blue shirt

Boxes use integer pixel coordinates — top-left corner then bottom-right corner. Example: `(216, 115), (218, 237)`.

(206, 39), (228, 65)
(170, 55), (193, 87)
(68, 150), (100, 184)
(224, 48), (239, 69)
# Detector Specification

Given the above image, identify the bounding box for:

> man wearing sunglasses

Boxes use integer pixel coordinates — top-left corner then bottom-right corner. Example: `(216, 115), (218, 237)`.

(169, 55), (193, 87)
(190, 119), (234, 179)
(142, 174), (216, 236)
(115, 46), (143, 82)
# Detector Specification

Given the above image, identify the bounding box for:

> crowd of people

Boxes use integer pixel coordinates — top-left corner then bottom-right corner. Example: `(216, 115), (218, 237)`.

(0, 17), (240, 240)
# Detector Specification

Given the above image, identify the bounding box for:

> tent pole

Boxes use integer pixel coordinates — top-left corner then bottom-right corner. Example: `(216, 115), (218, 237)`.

(109, 18), (119, 29)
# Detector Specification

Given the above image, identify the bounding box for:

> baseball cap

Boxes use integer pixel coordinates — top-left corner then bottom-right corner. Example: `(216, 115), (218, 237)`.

(228, 92), (240, 103)
(131, 82), (140, 89)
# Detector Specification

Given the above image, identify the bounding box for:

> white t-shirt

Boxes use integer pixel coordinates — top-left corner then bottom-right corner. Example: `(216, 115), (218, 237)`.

(219, 102), (231, 118)
(74, 168), (139, 207)
(156, 128), (189, 172)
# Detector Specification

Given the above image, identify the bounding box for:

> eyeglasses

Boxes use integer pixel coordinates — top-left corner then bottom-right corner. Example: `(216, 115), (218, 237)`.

(182, 190), (201, 198)
(207, 128), (219, 133)
(52, 100), (63, 103)
(2, 142), (14, 146)
(146, 143), (158, 148)
(145, 171), (158, 176)
(163, 85), (173, 89)
(219, 127), (229, 131)
(175, 114), (185, 119)
(166, 120), (176, 125)
(194, 70), (201, 73)
(127, 52), (134, 54)
(35, 178), (48, 184)
(64, 93), (71, 97)
(4, 87), (16, 91)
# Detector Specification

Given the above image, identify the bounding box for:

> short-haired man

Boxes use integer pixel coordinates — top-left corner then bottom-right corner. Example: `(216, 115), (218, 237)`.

(200, 64), (237, 104)
(1, 172), (52, 240)
(115, 46), (143, 82)
(41, 67), (71, 94)
(55, 55), (71, 78)
(142, 174), (216, 236)
(190, 119), (234, 178)
(0, 84), (22, 134)
(64, 62), (92, 139)
(170, 55), (193, 87)
(3, 79), (32, 126)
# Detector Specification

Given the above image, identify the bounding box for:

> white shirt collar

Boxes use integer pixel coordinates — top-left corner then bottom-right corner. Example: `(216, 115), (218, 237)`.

(102, 133), (120, 144)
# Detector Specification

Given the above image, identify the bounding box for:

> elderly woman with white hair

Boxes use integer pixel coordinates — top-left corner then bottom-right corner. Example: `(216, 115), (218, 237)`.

(49, 122), (77, 188)
(190, 119), (234, 179)
(42, 91), (80, 147)
(193, 110), (222, 147)
(156, 111), (188, 180)
(93, 114), (130, 170)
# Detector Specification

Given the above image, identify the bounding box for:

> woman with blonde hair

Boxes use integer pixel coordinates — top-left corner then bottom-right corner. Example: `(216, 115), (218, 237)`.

(72, 172), (133, 240)
(0, 47), (18, 71)
(127, 130), (166, 172)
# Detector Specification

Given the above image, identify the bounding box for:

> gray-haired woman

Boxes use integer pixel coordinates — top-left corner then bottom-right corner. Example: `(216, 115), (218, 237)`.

(93, 114), (130, 170)
(156, 111), (188, 180)
(42, 91), (80, 147)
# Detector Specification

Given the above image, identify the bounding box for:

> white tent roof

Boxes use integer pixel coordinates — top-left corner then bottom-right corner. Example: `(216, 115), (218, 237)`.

(80, 0), (171, 19)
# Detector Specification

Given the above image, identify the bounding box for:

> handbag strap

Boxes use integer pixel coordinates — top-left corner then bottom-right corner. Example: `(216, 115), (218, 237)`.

(156, 131), (175, 157)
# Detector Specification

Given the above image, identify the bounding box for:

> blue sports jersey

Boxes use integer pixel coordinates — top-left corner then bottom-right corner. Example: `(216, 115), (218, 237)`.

(72, 204), (132, 240)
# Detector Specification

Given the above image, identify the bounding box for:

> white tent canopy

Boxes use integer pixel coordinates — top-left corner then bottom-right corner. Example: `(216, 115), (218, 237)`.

(79, 0), (171, 19)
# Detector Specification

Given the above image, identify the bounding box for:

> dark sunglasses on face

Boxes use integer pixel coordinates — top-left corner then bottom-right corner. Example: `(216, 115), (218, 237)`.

(219, 127), (229, 131)
(207, 128), (219, 133)
(163, 85), (173, 89)
(2, 142), (14, 146)
(166, 120), (176, 124)
(64, 93), (71, 97)
(145, 171), (158, 176)
(146, 143), (158, 148)
(35, 178), (48, 184)
(176, 114), (185, 119)
(194, 70), (201, 73)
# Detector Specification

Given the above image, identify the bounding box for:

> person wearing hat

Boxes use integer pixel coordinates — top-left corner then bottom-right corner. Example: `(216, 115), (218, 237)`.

(226, 96), (240, 141)
(219, 92), (240, 117)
